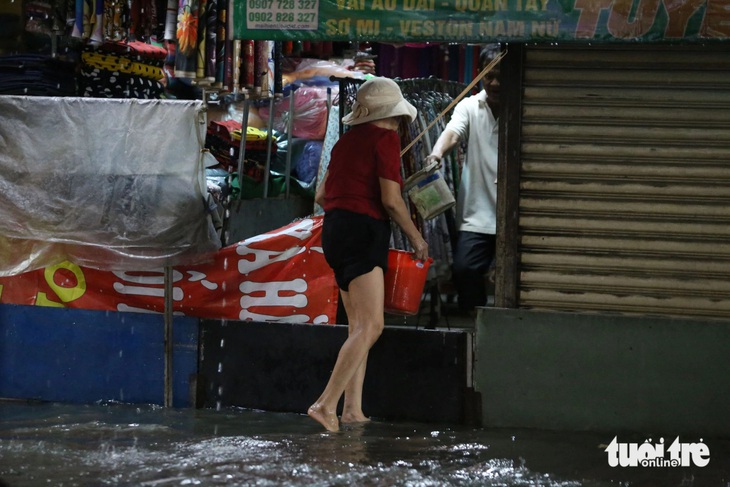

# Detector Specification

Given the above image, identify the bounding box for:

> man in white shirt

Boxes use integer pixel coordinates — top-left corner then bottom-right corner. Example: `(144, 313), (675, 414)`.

(426, 44), (501, 314)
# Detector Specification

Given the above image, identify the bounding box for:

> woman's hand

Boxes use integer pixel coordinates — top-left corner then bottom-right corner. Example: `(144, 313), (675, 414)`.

(380, 177), (430, 262)
(410, 235), (429, 262)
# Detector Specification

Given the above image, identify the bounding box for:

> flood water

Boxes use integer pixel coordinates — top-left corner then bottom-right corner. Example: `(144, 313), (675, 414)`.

(1, 401), (729, 486)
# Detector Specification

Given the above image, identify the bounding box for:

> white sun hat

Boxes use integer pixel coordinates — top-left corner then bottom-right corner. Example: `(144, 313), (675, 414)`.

(342, 77), (417, 126)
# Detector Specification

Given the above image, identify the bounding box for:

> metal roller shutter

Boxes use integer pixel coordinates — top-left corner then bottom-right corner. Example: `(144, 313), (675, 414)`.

(517, 45), (730, 319)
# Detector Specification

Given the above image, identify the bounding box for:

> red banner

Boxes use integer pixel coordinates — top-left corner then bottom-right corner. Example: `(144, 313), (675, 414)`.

(0, 216), (339, 324)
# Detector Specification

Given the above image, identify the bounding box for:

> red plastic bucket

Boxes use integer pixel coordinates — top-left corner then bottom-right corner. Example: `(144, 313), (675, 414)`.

(384, 249), (433, 315)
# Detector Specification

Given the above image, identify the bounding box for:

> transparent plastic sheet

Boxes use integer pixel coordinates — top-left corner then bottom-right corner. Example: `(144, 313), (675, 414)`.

(258, 85), (332, 140)
(0, 96), (221, 276)
(281, 58), (361, 86)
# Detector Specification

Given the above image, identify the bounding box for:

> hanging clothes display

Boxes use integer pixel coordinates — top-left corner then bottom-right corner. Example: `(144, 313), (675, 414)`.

(395, 78), (467, 279)
(174, 0), (199, 78)
(204, 0), (217, 79)
(195, 0), (207, 79)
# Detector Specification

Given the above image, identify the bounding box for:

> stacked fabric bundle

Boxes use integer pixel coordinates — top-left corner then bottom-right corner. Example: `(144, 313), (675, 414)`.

(231, 125), (275, 183)
(205, 119), (240, 168)
(0, 54), (77, 96)
(351, 51), (377, 75)
(205, 119), (276, 183)
(79, 40), (166, 98)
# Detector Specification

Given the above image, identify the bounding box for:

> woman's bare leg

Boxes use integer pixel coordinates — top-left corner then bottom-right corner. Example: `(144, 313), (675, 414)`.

(341, 291), (370, 423)
(308, 267), (385, 432)
(342, 357), (369, 423)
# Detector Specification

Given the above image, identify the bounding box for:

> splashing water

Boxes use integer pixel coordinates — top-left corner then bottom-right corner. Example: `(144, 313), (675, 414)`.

(1, 402), (729, 486)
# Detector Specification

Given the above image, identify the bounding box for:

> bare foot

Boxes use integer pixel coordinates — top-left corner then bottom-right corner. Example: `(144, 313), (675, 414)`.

(308, 403), (339, 432)
(341, 411), (370, 424)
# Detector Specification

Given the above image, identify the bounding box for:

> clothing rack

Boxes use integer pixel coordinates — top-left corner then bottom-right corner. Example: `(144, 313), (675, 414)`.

(330, 75), (365, 136)
(395, 76), (469, 100)
(397, 78), (467, 328)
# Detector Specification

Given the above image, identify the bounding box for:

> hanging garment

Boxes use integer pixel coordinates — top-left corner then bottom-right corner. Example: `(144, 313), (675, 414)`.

(205, 0), (217, 79)
(195, 0), (207, 79)
(175, 0), (199, 77)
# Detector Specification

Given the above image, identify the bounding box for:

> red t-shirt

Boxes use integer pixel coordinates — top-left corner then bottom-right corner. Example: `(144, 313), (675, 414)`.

(323, 123), (403, 220)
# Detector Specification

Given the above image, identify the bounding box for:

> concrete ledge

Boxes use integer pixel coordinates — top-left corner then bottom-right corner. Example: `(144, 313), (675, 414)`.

(198, 320), (472, 424)
(474, 308), (730, 436)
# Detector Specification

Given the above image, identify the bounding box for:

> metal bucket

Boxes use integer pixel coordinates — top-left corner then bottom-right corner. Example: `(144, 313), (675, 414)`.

(404, 161), (455, 220)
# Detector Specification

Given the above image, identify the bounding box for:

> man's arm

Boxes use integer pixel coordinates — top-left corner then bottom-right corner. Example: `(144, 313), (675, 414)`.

(427, 128), (460, 163)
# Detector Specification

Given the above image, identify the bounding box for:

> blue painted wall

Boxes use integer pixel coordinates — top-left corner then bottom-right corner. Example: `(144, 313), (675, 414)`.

(0, 304), (198, 407)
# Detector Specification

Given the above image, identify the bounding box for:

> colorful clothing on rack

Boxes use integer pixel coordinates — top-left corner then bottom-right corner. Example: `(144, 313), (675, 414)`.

(174, 0), (199, 77)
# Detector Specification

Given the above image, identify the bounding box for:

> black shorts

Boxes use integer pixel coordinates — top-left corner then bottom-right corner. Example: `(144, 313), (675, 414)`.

(322, 208), (391, 291)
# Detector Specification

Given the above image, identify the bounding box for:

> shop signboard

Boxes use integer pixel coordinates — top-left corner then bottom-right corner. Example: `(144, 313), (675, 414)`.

(233, 0), (730, 43)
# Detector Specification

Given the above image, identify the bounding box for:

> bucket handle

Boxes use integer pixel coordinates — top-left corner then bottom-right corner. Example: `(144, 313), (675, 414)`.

(403, 159), (440, 191)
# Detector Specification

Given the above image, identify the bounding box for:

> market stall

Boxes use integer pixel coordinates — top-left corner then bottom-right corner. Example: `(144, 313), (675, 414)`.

(3, 0), (730, 434)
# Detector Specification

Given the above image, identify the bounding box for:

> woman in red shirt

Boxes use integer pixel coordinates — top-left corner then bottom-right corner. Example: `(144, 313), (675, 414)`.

(310, 77), (429, 432)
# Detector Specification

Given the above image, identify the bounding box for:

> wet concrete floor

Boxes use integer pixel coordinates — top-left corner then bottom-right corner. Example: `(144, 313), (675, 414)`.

(1, 401), (729, 486)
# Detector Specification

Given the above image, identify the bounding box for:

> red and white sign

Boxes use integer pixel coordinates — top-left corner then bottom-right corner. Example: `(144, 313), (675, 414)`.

(0, 216), (339, 324)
